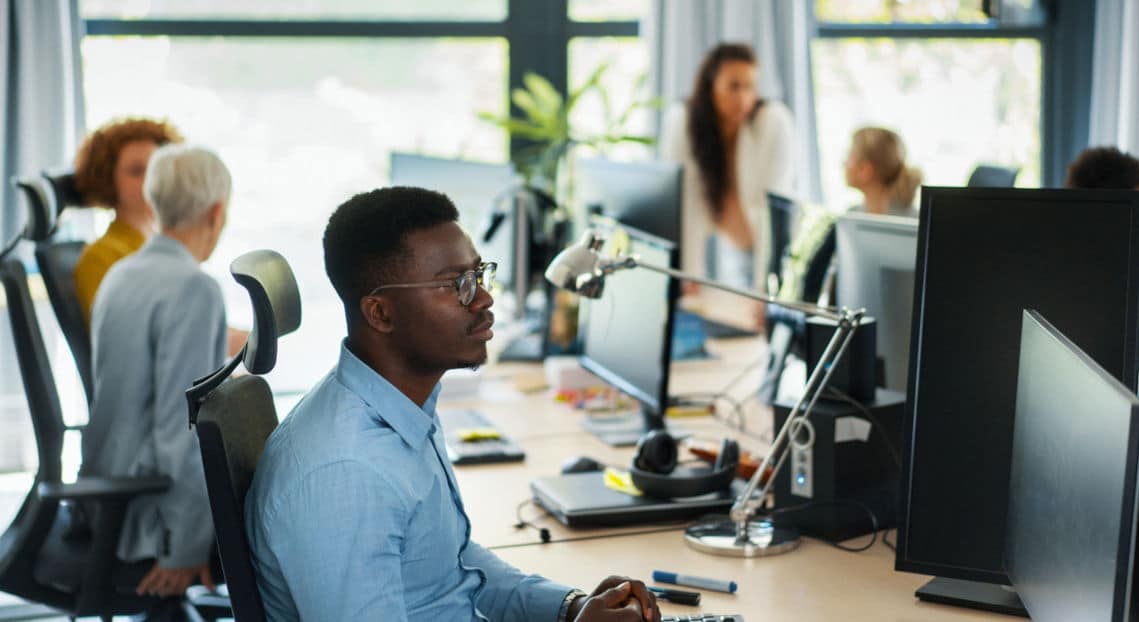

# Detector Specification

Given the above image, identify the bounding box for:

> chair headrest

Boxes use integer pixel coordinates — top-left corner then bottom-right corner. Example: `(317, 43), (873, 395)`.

(10, 176), (58, 242)
(42, 170), (85, 212)
(230, 250), (302, 375)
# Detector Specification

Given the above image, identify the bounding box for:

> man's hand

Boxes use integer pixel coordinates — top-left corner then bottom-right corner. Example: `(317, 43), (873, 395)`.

(135, 561), (215, 597)
(571, 576), (660, 622)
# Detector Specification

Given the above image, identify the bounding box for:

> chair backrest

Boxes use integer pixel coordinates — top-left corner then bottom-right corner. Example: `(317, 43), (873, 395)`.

(14, 172), (94, 402)
(189, 249), (301, 622)
(0, 258), (72, 606)
(34, 241), (92, 403)
(967, 164), (1019, 188)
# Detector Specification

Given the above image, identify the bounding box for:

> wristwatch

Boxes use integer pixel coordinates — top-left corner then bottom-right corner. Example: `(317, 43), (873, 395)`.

(557, 589), (587, 622)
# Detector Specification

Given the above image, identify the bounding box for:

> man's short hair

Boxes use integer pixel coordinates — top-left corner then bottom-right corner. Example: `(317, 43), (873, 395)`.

(144, 144), (232, 229)
(1065, 146), (1139, 189)
(323, 186), (460, 313)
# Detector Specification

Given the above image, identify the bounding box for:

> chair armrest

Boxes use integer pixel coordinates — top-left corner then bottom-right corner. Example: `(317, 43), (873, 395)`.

(38, 475), (172, 501)
(186, 585), (232, 618)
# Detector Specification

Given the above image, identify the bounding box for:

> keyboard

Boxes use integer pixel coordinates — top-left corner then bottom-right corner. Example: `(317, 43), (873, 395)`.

(662, 616), (745, 622)
(439, 409), (525, 465)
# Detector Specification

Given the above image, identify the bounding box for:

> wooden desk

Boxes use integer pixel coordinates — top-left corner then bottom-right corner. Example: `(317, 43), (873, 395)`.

(440, 336), (1007, 621)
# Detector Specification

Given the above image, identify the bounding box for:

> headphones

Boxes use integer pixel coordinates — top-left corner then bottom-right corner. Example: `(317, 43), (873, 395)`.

(629, 430), (740, 498)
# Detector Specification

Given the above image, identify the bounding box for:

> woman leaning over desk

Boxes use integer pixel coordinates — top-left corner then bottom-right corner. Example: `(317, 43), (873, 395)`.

(661, 42), (796, 316)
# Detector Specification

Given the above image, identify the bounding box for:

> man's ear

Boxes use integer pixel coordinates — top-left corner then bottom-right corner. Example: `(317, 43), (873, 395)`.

(359, 294), (395, 334)
(207, 201), (226, 231)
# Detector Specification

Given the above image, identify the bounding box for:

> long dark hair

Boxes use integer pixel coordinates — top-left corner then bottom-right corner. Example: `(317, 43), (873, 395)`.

(686, 43), (760, 219)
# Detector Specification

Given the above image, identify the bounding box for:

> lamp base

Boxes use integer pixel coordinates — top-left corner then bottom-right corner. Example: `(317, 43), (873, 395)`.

(684, 517), (801, 557)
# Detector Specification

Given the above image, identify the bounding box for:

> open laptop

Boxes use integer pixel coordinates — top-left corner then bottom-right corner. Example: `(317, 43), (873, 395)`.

(531, 472), (745, 527)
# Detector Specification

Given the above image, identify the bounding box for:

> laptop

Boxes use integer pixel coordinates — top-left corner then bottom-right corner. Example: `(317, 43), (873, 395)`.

(530, 472), (745, 527)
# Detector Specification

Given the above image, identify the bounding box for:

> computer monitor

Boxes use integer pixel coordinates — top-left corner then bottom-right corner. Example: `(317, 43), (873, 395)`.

(574, 157), (682, 245)
(834, 212), (919, 392)
(578, 220), (679, 446)
(897, 187), (1139, 615)
(1005, 310), (1139, 622)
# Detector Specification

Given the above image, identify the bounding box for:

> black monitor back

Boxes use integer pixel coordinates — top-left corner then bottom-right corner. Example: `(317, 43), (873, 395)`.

(898, 187), (1139, 586)
(574, 158), (682, 246)
(1006, 310), (1139, 622)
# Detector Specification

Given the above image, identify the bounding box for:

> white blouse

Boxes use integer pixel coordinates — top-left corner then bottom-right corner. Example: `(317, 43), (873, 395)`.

(660, 100), (796, 289)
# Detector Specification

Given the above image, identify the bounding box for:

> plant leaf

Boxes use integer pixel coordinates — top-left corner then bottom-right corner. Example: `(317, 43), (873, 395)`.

(522, 72), (564, 115)
(512, 88), (556, 129)
(566, 61), (609, 112)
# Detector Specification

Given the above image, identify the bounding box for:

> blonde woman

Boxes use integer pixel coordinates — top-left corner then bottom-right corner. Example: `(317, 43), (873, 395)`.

(844, 127), (922, 217)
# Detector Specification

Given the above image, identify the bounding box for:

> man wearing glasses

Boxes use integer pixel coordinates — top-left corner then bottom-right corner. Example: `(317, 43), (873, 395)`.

(245, 187), (657, 622)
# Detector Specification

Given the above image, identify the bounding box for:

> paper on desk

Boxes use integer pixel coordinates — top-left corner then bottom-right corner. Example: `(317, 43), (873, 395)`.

(834, 416), (872, 443)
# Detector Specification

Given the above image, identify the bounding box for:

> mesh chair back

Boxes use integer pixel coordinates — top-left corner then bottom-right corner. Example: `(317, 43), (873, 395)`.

(35, 241), (92, 402)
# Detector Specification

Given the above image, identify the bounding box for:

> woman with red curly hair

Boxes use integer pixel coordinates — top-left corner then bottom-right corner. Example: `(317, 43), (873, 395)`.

(73, 117), (182, 323)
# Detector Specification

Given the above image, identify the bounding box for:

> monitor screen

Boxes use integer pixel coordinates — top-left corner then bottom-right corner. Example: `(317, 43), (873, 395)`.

(835, 212), (919, 392)
(574, 158), (682, 245)
(1006, 310), (1139, 622)
(579, 222), (678, 430)
(898, 187), (1139, 590)
(390, 153), (518, 287)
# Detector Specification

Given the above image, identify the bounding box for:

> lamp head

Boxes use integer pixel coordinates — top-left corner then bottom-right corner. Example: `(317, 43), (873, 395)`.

(544, 230), (608, 299)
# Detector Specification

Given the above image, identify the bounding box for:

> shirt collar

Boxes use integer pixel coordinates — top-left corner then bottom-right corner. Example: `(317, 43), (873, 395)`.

(333, 341), (441, 448)
(146, 233), (198, 264)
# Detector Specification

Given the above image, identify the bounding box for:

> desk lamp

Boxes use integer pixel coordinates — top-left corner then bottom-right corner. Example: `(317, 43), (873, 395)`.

(545, 229), (867, 557)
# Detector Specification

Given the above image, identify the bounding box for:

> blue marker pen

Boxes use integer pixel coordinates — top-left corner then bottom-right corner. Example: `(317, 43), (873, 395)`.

(652, 570), (737, 594)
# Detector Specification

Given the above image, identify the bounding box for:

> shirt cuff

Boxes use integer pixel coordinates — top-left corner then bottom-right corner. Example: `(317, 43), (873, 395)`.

(557, 589), (587, 622)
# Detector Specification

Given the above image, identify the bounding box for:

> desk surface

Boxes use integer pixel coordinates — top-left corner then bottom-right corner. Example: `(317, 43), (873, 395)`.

(434, 334), (1008, 621)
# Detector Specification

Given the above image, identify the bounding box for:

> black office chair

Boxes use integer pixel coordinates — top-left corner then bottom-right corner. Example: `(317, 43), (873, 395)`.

(967, 164), (1019, 188)
(12, 171), (95, 404)
(0, 198), (176, 620)
(187, 249), (302, 622)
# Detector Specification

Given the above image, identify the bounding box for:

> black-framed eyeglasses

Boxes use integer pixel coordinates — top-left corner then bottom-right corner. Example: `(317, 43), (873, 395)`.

(368, 262), (496, 307)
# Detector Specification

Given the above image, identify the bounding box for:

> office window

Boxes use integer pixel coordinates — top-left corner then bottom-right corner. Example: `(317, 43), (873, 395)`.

(569, 0), (649, 22)
(80, 0), (507, 21)
(813, 37), (1041, 208)
(815, 0), (989, 23)
(568, 36), (653, 162)
(812, 3), (1044, 207)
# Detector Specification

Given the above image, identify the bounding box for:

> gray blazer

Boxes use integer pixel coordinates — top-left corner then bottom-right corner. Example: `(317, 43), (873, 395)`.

(82, 234), (226, 568)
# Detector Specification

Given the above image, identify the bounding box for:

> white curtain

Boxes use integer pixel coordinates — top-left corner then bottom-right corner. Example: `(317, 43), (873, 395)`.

(1, 0), (85, 245)
(647, 0), (822, 201)
(1089, 0), (1139, 152)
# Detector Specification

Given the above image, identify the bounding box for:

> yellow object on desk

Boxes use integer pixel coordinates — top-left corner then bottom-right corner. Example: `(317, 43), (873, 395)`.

(603, 467), (642, 496)
(457, 427), (502, 442)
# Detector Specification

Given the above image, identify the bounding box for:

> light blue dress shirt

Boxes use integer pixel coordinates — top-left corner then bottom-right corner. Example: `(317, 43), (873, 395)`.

(246, 343), (573, 621)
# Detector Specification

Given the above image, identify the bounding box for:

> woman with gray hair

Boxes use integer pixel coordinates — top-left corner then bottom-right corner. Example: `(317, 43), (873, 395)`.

(81, 144), (232, 605)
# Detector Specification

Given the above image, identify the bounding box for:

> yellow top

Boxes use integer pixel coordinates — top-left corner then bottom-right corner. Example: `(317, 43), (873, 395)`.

(74, 219), (147, 324)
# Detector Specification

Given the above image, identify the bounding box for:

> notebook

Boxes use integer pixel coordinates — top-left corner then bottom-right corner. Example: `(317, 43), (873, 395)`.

(438, 409), (525, 466)
(530, 471), (744, 527)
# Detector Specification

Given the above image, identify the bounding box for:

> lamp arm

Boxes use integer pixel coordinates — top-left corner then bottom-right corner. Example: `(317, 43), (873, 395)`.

(727, 309), (865, 530)
(607, 255), (847, 322)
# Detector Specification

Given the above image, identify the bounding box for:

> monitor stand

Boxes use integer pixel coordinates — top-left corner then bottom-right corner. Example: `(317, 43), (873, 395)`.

(915, 577), (1027, 617)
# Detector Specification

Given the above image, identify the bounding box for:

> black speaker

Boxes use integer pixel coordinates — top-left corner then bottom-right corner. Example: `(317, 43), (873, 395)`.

(772, 388), (904, 542)
(806, 315), (878, 403)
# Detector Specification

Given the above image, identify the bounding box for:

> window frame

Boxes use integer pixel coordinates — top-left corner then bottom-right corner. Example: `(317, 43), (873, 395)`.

(82, 0), (641, 160)
(811, 0), (1097, 187)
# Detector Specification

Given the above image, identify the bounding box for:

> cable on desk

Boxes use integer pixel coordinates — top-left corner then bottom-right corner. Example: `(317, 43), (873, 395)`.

(767, 499), (881, 553)
(514, 499), (551, 543)
(882, 528), (896, 552)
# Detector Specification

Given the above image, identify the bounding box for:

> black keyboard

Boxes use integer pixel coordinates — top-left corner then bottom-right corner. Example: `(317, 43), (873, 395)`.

(662, 616), (745, 622)
(439, 409), (525, 465)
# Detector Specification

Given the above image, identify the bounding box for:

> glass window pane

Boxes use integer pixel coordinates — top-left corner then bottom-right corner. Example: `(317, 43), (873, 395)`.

(815, 0), (990, 23)
(569, 0), (649, 22)
(80, 0), (506, 21)
(82, 36), (508, 389)
(812, 37), (1041, 209)
(568, 37), (654, 162)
